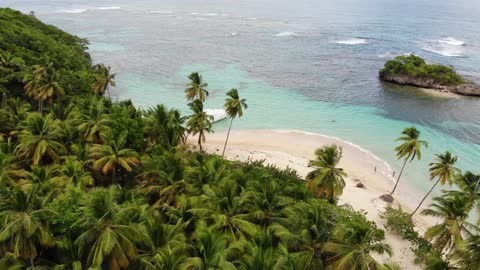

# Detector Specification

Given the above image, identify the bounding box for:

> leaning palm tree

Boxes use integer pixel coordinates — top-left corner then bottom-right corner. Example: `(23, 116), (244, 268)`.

(185, 72), (208, 102)
(306, 145), (347, 201)
(222, 88), (247, 158)
(323, 216), (392, 270)
(186, 99), (213, 152)
(389, 127), (428, 196)
(421, 192), (474, 254)
(15, 113), (66, 165)
(74, 186), (146, 269)
(411, 151), (460, 216)
(88, 130), (140, 183)
(91, 64), (116, 97)
(0, 188), (56, 268)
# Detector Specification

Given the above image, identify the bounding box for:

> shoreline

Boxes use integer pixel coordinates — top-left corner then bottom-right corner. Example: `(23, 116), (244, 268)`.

(193, 129), (436, 269)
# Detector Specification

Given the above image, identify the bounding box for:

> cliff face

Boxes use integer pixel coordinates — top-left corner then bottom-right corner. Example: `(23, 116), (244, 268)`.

(379, 73), (480, 96)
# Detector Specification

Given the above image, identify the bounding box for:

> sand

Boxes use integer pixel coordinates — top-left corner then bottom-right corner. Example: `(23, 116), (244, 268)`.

(191, 129), (436, 269)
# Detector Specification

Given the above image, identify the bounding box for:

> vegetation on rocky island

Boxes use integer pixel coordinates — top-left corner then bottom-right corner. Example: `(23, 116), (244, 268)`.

(380, 54), (464, 85)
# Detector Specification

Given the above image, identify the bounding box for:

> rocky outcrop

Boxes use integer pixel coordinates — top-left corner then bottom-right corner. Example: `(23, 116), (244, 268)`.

(380, 73), (480, 96)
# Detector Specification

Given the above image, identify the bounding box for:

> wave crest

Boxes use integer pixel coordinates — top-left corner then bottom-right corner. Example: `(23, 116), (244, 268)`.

(336, 38), (368, 45)
(274, 32), (296, 37)
(438, 37), (465, 46)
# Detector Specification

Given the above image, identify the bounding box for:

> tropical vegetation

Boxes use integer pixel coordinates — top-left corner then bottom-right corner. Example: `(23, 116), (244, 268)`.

(0, 7), (479, 270)
(380, 54), (464, 85)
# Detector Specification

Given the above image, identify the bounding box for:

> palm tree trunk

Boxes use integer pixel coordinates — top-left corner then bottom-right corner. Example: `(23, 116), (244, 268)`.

(30, 257), (34, 269)
(38, 99), (43, 113)
(198, 133), (203, 152)
(410, 178), (441, 216)
(222, 118), (233, 158)
(390, 158), (408, 195)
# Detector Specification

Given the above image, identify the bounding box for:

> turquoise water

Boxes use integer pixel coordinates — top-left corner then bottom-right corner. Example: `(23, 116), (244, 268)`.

(3, 0), (480, 196)
(120, 63), (480, 194)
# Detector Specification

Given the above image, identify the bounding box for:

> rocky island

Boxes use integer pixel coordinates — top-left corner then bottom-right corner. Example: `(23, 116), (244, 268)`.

(379, 54), (480, 96)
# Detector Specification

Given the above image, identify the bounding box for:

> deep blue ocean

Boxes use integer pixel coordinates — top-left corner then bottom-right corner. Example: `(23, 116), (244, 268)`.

(3, 0), (480, 194)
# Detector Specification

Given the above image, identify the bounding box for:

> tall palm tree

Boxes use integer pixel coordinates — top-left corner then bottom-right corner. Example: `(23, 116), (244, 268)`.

(0, 188), (56, 268)
(92, 64), (116, 97)
(74, 186), (146, 269)
(421, 192), (474, 254)
(222, 88), (247, 158)
(323, 217), (392, 270)
(185, 72), (208, 102)
(306, 145), (347, 201)
(411, 151), (459, 216)
(389, 127), (428, 196)
(16, 113), (66, 165)
(88, 130), (140, 183)
(187, 99), (213, 152)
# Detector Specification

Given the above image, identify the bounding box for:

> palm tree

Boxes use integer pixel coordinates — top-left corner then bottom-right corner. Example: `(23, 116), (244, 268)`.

(222, 88), (247, 158)
(89, 130), (140, 184)
(144, 105), (186, 149)
(77, 97), (112, 143)
(187, 99), (213, 152)
(182, 222), (236, 270)
(24, 64), (64, 112)
(323, 216), (392, 270)
(53, 157), (95, 189)
(411, 151), (459, 216)
(389, 127), (428, 196)
(453, 171), (480, 211)
(0, 149), (23, 187)
(185, 72), (208, 102)
(421, 192), (475, 254)
(455, 234), (480, 270)
(74, 186), (146, 269)
(0, 188), (56, 268)
(16, 113), (66, 165)
(306, 145), (346, 201)
(92, 64), (116, 97)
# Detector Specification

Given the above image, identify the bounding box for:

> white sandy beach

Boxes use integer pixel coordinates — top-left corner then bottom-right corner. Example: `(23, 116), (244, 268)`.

(192, 129), (436, 269)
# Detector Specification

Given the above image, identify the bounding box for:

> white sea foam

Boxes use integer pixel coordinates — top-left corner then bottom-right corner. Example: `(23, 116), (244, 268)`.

(336, 38), (368, 45)
(60, 8), (88, 14)
(58, 6), (121, 14)
(147, 10), (173, 14)
(206, 13), (218, 16)
(230, 32), (238, 36)
(97, 6), (121, 10)
(274, 31), (296, 37)
(191, 12), (199, 15)
(438, 37), (465, 46)
(421, 44), (463, 57)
